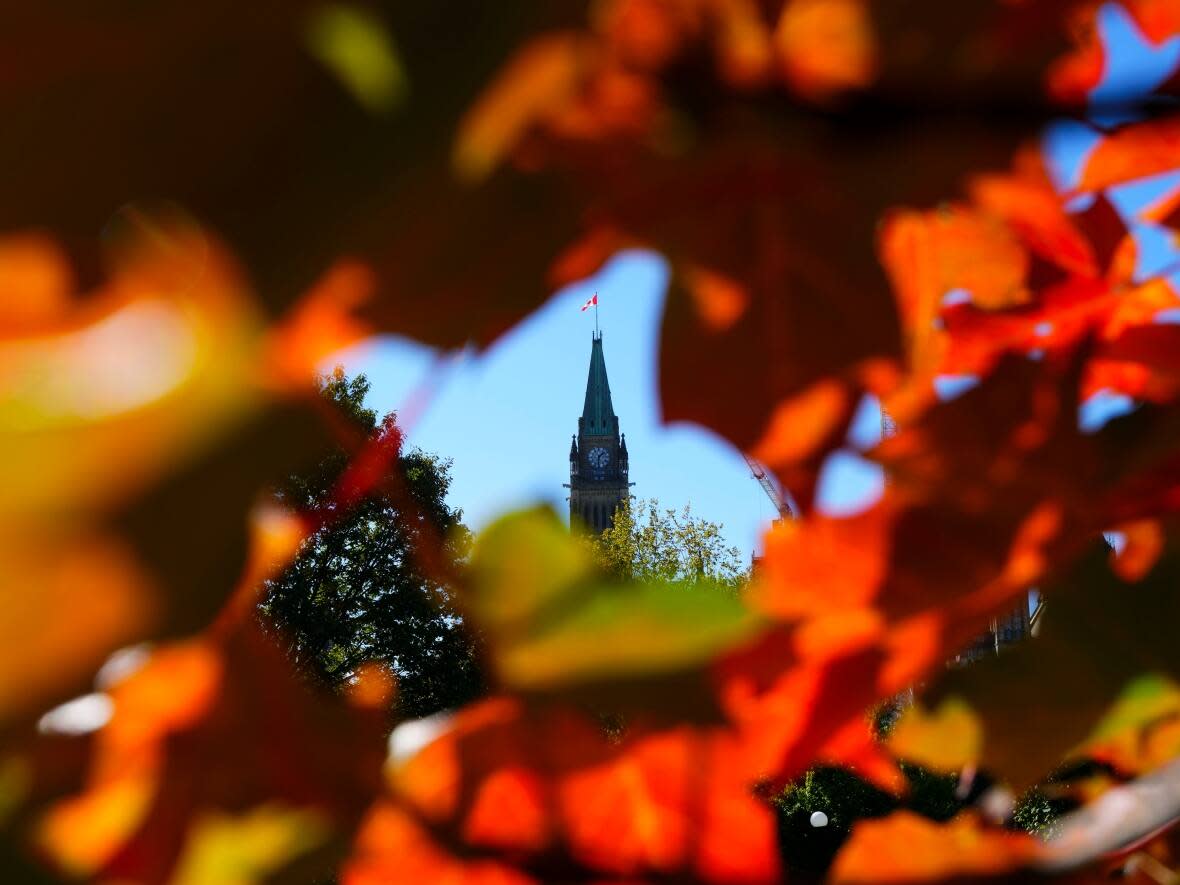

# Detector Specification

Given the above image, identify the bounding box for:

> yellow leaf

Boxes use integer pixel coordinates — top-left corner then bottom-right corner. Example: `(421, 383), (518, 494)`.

(454, 33), (587, 182)
(170, 804), (330, 885)
(887, 698), (981, 773)
(305, 4), (408, 115)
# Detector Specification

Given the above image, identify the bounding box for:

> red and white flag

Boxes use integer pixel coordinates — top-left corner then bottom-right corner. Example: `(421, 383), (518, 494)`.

(580, 293), (598, 312)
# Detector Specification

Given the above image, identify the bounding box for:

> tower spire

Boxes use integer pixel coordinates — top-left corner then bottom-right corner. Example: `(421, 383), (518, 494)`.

(568, 331), (631, 534)
(579, 332), (618, 437)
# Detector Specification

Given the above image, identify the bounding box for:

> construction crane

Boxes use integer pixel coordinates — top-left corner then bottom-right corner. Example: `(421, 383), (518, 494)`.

(744, 454), (797, 520)
(747, 404), (892, 522)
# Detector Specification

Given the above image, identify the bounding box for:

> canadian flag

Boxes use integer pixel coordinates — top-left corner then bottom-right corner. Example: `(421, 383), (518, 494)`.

(580, 293), (598, 312)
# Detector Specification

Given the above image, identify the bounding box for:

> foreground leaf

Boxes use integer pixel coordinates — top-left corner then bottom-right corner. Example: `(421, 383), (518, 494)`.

(933, 542), (1180, 789)
(830, 811), (1038, 884)
(381, 697), (780, 884)
(467, 509), (761, 703)
(36, 625), (386, 883)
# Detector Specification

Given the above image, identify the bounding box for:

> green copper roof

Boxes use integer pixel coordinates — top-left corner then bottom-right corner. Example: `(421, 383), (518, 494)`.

(580, 332), (617, 436)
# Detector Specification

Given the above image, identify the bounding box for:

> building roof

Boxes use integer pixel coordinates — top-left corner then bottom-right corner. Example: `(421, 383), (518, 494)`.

(580, 332), (617, 436)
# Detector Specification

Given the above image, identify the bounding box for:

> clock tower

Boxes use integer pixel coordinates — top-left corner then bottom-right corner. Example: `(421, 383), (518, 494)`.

(566, 331), (631, 533)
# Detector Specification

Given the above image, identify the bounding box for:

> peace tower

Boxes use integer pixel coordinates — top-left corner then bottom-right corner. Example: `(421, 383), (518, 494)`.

(566, 332), (631, 533)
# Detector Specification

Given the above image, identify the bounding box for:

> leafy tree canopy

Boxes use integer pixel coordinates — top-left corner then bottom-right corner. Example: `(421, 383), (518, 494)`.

(590, 497), (748, 589)
(257, 368), (482, 720)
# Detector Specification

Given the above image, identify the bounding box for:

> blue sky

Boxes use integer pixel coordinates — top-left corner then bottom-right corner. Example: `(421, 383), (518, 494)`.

(331, 253), (777, 556)
(331, 3), (1180, 556)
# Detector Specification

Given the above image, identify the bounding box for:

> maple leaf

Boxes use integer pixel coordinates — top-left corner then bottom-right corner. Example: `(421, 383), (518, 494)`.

(446, 0), (1097, 506)
(464, 508), (761, 711)
(36, 624), (387, 884)
(0, 215), (331, 727)
(380, 696), (781, 884)
(7, 4), (1180, 884)
(1049, 1), (1180, 103)
(930, 540), (1180, 790)
(830, 811), (1040, 884)
(886, 699), (982, 775)
(0, 2), (590, 350)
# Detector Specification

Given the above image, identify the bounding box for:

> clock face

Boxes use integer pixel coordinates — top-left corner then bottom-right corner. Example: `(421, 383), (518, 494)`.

(588, 447), (610, 469)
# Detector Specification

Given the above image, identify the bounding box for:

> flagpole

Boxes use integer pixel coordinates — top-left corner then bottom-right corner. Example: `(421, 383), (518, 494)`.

(595, 294), (599, 337)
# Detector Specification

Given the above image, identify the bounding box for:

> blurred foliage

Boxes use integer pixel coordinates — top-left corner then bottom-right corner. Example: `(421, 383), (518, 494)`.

(5, 1), (1180, 883)
(466, 508), (759, 711)
(775, 760), (968, 878)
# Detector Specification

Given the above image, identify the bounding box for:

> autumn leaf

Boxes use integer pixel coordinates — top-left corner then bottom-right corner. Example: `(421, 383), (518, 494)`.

(384, 696), (780, 884)
(0, 531), (152, 737)
(884, 206), (1032, 312)
(343, 801), (536, 885)
(466, 509), (761, 705)
(37, 625), (386, 883)
(747, 509), (891, 621)
(775, 0), (877, 101)
(932, 542), (1180, 789)
(445, 0), (1091, 499)
(830, 811), (1039, 884)
(886, 699), (982, 775)
(6, 3), (1180, 884)
(1076, 116), (1180, 194)
(1081, 673), (1180, 775)
(1049, 1), (1180, 103)
(0, 216), (330, 726)
(0, 2), (592, 351)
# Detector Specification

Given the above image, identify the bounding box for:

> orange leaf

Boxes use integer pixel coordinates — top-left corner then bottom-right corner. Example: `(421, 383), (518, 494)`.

(1078, 117), (1180, 194)
(389, 697), (780, 883)
(464, 767), (549, 854)
(711, 0), (775, 88)
(454, 33), (591, 183)
(1111, 519), (1165, 582)
(265, 259), (375, 388)
(39, 625), (385, 882)
(0, 531), (154, 727)
(830, 811), (1039, 884)
(1121, 0), (1180, 44)
(344, 802), (536, 885)
(0, 233), (74, 334)
(1046, 12), (1105, 105)
(886, 698), (982, 774)
(749, 508), (891, 620)
(775, 0), (877, 101)
(892, 206), (1031, 312)
(967, 163), (1098, 278)
(559, 729), (695, 875)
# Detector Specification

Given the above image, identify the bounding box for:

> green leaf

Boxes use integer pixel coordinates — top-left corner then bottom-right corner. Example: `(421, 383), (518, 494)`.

(1087, 673), (1180, 745)
(466, 508), (592, 636)
(467, 508), (762, 694)
(500, 578), (761, 690)
(304, 4), (408, 115)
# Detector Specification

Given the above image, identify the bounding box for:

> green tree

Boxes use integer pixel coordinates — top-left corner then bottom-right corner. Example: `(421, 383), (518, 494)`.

(775, 766), (896, 878)
(591, 497), (748, 588)
(257, 368), (483, 720)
